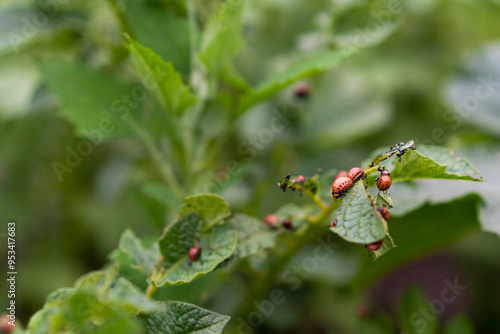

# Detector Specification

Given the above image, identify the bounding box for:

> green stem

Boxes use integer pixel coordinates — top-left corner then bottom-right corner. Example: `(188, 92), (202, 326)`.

(364, 165), (384, 176)
(234, 199), (340, 320)
(126, 119), (184, 198)
(107, 0), (134, 37)
(146, 282), (157, 298)
(309, 193), (329, 212)
(186, 0), (199, 88)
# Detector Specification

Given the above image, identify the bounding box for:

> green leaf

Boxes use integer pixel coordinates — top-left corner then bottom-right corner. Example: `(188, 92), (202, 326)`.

(375, 192), (393, 208)
(122, 0), (191, 76)
(391, 146), (485, 181)
(0, 8), (84, 57)
(158, 213), (202, 270)
(119, 229), (160, 277)
(27, 267), (161, 333)
(154, 214), (237, 286)
(357, 313), (395, 334)
(74, 268), (162, 314)
(370, 233), (396, 261)
(237, 49), (348, 114)
(140, 301), (230, 334)
(399, 285), (438, 334)
(199, 0), (245, 75)
(40, 62), (135, 139)
(178, 194), (231, 229)
(125, 35), (196, 115)
(330, 181), (386, 244)
(66, 291), (142, 334)
(353, 194), (482, 288)
(442, 314), (475, 334)
(226, 214), (276, 258)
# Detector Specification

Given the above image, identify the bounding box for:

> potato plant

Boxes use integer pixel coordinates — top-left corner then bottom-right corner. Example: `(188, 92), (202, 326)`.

(0, 0), (499, 333)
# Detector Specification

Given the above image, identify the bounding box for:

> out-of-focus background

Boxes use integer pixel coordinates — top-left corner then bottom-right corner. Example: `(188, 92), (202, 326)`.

(1, 0), (500, 332)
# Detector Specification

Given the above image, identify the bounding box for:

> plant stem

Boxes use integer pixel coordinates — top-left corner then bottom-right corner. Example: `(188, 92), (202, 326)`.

(146, 282), (157, 298)
(364, 165), (382, 176)
(125, 119), (184, 198)
(107, 0), (134, 37)
(310, 193), (329, 212)
(186, 0), (199, 88)
(234, 198), (340, 321)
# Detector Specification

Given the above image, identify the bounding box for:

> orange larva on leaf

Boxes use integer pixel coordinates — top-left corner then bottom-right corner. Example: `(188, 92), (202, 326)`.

(377, 206), (390, 221)
(331, 176), (353, 199)
(376, 170), (392, 191)
(347, 167), (365, 182)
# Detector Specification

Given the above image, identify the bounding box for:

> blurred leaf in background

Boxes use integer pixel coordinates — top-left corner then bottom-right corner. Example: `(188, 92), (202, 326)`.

(1, 0), (500, 332)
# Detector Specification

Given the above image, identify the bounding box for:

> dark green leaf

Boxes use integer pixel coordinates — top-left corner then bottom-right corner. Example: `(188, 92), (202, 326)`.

(123, 0), (191, 76)
(125, 35), (196, 114)
(399, 285), (437, 334)
(119, 229), (160, 277)
(154, 214), (237, 286)
(442, 314), (475, 334)
(178, 194), (231, 229)
(357, 313), (395, 334)
(330, 181), (387, 244)
(140, 301), (230, 334)
(158, 213), (201, 271)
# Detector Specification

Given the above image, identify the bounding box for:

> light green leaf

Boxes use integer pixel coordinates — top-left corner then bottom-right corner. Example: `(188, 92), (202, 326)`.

(226, 214), (276, 258)
(74, 268), (162, 313)
(391, 146), (485, 181)
(370, 233), (396, 261)
(140, 301), (230, 334)
(125, 35), (196, 115)
(119, 229), (160, 277)
(27, 267), (161, 333)
(330, 181), (386, 244)
(199, 0), (245, 74)
(237, 49), (348, 114)
(178, 194), (231, 229)
(442, 314), (475, 334)
(154, 214), (237, 286)
(399, 285), (438, 334)
(375, 192), (393, 208)
(40, 62), (134, 139)
(0, 8), (84, 57)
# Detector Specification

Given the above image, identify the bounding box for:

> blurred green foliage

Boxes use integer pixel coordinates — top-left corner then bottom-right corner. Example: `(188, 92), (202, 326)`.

(1, 0), (500, 332)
